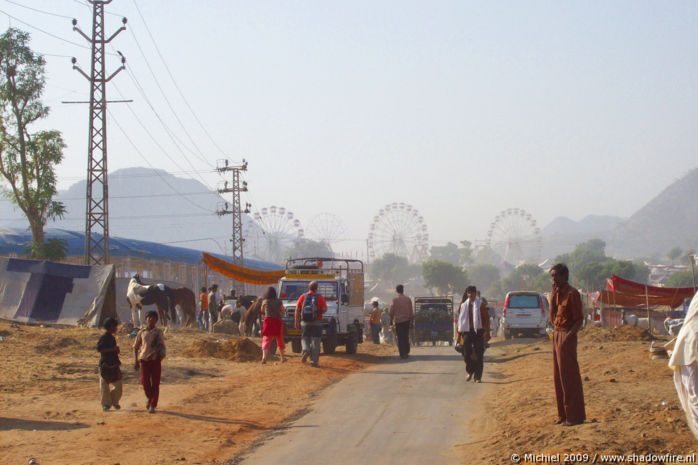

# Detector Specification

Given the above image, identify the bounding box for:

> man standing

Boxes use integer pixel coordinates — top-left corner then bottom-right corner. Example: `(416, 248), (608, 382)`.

(390, 284), (414, 359)
(549, 263), (586, 426)
(457, 286), (490, 382)
(369, 301), (382, 344)
(295, 281), (327, 367)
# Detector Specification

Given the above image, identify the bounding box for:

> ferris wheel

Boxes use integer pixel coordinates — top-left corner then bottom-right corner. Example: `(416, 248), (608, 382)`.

(486, 208), (541, 265)
(367, 202), (429, 263)
(247, 206), (303, 263)
(306, 213), (347, 251)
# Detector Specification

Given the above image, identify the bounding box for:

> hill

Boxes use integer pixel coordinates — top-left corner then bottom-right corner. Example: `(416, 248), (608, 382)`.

(607, 168), (698, 258)
(0, 167), (238, 255)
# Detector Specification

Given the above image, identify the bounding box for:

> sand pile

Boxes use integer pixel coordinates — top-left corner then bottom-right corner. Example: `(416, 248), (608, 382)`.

(580, 324), (652, 342)
(34, 336), (82, 353)
(181, 337), (261, 362)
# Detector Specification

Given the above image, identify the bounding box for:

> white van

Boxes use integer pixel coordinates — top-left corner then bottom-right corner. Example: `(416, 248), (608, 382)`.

(500, 291), (548, 339)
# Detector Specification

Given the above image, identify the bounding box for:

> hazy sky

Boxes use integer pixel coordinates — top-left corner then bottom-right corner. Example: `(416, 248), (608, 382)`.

(1, 0), (696, 258)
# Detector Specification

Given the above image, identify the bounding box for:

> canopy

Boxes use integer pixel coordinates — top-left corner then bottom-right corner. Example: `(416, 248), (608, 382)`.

(595, 275), (697, 309)
(202, 252), (285, 285)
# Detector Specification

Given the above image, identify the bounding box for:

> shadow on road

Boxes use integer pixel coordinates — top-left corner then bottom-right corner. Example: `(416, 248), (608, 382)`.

(0, 417), (90, 431)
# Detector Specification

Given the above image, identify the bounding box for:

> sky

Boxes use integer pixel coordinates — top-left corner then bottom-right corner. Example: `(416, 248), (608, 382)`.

(0, 0), (696, 259)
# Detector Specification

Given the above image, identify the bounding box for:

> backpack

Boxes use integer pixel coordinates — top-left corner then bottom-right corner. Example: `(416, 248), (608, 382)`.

(301, 292), (319, 322)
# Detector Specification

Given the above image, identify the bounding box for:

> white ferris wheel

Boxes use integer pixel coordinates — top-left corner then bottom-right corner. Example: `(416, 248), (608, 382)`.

(306, 213), (347, 252)
(486, 208), (541, 265)
(246, 206), (303, 263)
(367, 202), (429, 263)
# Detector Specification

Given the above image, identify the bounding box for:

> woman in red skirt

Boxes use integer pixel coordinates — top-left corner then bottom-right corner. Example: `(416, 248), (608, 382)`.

(261, 286), (286, 363)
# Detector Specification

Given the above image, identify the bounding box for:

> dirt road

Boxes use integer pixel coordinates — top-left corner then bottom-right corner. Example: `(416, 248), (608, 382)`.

(235, 345), (489, 465)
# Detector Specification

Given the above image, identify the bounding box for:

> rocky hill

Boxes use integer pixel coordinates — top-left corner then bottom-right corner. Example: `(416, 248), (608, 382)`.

(0, 167), (237, 255)
(607, 168), (698, 259)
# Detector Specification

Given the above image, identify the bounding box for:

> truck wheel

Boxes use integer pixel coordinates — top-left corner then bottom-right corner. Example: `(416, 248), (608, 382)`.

(345, 330), (358, 354)
(291, 339), (302, 353)
(323, 320), (338, 354)
(504, 329), (511, 340)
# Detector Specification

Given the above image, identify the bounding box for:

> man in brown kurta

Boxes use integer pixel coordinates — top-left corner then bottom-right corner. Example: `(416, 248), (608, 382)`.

(549, 263), (586, 426)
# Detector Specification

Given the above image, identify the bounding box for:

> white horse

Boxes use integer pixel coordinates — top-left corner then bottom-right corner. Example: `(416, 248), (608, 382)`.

(127, 276), (151, 327)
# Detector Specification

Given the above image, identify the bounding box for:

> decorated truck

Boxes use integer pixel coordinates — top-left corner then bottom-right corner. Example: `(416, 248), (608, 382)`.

(279, 258), (364, 354)
(413, 296), (454, 345)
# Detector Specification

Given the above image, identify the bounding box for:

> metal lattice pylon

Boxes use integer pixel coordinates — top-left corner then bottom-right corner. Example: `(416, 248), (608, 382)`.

(72, 1), (126, 265)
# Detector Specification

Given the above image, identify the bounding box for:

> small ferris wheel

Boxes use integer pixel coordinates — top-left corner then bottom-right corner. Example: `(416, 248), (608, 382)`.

(486, 208), (541, 265)
(367, 202), (429, 263)
(306, 213), (347, 251)
(247, 206), (303, 263)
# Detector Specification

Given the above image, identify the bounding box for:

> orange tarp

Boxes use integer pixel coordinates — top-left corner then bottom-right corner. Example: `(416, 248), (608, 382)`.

(595, 290), (687, 309)
(202, 253), (285, 285)
(595, 275), (697, 309)
(607, 275), (695, 299)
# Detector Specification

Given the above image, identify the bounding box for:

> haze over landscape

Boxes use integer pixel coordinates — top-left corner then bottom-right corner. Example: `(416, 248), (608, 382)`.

(0, 1), (696, 262)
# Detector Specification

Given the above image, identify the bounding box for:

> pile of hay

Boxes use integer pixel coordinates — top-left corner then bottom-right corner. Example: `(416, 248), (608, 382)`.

(181, 337), (261, 362)
(580, 324), (652, 342)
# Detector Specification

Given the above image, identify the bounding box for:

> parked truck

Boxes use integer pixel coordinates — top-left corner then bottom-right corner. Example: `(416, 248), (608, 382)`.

(279, 258), (364, 354)
(413, 296), (454, 345)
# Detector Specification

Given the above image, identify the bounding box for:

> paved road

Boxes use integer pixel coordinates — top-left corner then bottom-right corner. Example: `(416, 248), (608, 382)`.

(236, 345), (493, 465)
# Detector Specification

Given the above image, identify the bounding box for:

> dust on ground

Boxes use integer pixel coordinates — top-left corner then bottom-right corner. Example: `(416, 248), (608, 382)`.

(460, 325), (697, 463)
(1, 321), (696, 464)
(0, 321), (396, 465)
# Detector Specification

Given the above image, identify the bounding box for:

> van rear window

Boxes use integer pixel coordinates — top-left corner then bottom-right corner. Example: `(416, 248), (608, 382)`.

(508, 295), (540, 308)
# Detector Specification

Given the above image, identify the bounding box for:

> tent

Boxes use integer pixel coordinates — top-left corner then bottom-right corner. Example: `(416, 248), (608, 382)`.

(0, 257), (115, 327)
(594, 275), (697, 309)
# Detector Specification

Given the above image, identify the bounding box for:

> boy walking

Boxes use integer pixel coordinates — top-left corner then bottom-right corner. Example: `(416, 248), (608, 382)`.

(133, 310), (166, 413)
(97, 317), (122, 411)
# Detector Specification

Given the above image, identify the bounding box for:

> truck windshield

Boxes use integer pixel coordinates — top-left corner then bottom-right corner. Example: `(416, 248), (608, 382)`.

(280, 281), (338, 301)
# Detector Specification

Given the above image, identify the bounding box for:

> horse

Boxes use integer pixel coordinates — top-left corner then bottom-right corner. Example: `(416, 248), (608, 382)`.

(170, 286), (197, 327)
(240, 296), (264, 337)
(126, 274), (177, 328)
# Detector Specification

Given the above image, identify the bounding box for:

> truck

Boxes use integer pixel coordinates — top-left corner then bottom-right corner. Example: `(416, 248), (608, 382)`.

(279, 258), (364, 355)
(413, 296), (454, 345)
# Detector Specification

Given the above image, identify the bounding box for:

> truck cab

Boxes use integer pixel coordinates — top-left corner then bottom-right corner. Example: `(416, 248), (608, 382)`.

(279, 258), (364, 354)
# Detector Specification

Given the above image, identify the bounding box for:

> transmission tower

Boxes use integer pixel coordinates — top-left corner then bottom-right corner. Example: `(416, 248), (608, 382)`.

(217, 159), (250, 292)
(71, 1), (127, 265)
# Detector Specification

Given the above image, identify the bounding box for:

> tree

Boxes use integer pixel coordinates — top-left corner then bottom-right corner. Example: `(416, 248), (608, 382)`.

(422, 260), (467, 295)
(429, 242), (460, 266)
(0, 28), (66, 258)
(666, 271), (694, 288)
(667, 247), (683, 262)
(286, 238), (333, 260)
(467, 263), (500, 292)
(369, 253), (420, 285)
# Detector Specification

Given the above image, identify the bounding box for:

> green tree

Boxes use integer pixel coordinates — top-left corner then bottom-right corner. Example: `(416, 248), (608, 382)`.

(667, 247), (683, 262)
(422, 260), (467, 295)
(286, 238), (333, 260)
(429, 242), (460, 266)
(666, 271), (694, 288)
(467, 263), (500, 292)
(369, 253), (420, 285)
(0, 28), (66, 258)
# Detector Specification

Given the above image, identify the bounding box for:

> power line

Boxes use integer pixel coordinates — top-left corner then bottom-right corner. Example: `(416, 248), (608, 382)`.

(3, 0), (74, 20)
(132, 0), (228, 157)
(0, 190), (216, 202)
(0, 8), (116, 55)
(107, 109), (214, 213)
(123, 27), (214, 167)
(111, 78), (214, 189)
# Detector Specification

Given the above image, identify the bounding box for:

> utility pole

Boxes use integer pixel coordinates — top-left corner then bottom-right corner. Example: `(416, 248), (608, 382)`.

(71, 1), (127, 265)
(217, 159), (250, 294)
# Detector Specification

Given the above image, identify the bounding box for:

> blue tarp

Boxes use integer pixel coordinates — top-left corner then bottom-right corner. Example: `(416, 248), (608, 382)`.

(0, 227), (283, 270)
